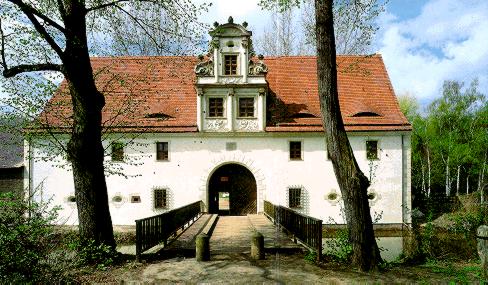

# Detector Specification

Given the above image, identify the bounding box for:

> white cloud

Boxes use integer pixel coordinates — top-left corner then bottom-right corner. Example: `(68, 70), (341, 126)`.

(378, 0), (488, 101)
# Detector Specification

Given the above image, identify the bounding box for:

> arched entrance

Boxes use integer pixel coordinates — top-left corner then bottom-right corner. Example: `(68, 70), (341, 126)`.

(208, 164), (257, 215)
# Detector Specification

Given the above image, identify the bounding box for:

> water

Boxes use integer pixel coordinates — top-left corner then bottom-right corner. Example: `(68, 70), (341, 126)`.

(323, 237), (403, 262)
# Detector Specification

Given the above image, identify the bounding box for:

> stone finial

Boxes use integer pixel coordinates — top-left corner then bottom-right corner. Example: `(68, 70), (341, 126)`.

(213, 21), (219, 28)
(198, 54), (204, 61)
(228, 16), (234, 24)
(242, 21), (248, 28)
(258, 54), (264, 60)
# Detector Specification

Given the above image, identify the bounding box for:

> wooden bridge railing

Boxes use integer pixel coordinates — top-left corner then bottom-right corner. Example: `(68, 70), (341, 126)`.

(135, 200), (203, 261)
(264, 200), (322, 260)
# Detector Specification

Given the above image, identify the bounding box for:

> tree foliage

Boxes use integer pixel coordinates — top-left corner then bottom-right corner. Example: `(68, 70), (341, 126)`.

(399, 80), (487, 213)
(256, 0), (387, 55)
(0, 0), (208, 248)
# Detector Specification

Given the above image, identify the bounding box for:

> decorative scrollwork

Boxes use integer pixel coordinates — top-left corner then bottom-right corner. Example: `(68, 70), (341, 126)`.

(194, 55), (214, 76)
(236, 119), (258, 131)
(249, 55), (268, 75)
(206, 119), (227, 131)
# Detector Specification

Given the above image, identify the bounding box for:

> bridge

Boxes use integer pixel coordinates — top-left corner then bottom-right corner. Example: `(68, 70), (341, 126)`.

(133, 201), (322, 262)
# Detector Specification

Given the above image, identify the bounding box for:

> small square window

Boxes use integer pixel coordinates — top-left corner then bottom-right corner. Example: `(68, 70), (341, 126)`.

(111, 142), (124, 161)
(154, 188), (167, 209)
(156, 142), (169, 161)
(130, 195), (141, 203)
(224, 55), (238, 75)
(289, 188), (301, 208)
(289, 141), (302, 160)
(208, 98), (224, 117)
(366, 140), (378, 160)
(238, 98), (254, 117)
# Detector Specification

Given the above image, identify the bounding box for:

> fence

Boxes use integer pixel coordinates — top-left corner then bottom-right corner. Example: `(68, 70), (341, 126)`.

(135, 200), (203, 261)
(264, 200), (322, 260)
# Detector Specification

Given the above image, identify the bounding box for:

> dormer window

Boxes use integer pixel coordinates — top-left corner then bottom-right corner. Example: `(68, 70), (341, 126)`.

(208, 97), (224, 117)
(238, 98), (254, 117)
(224, 55), (238, 75)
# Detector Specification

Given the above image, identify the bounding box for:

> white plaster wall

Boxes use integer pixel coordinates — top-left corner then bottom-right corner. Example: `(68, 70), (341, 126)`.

(28, 132), (410, 225)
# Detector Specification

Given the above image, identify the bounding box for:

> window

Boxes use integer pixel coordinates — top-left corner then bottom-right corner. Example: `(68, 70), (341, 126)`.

(111, 142), (124, 161)
(224, 55), (238, 75)
(130, 195), (141, 203)
(156, 142), (169, 161)
(208, 98), (224, 117)
(154, 188), (167, 209)
(289, 141), (302, 160)
(366, 140), (378, 160)
(289, 188), (301, 208)
(238, 98), (254, 117)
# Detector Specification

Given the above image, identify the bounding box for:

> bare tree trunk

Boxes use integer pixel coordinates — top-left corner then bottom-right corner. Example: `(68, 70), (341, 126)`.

(445, 155), (450, 196)
(314, 0), (382, 271)
(64, 0), (115, 247)
(456, 165), (461, 196)
(421, 159), (426, 196)
(466, 175), (469, 194)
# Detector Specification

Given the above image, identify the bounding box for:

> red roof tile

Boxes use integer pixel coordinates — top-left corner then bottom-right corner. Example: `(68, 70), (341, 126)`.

(37, 55), (411, 133)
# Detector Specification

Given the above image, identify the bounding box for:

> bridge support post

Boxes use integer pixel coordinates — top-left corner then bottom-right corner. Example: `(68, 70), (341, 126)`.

(196, 233), (210, 261)
(251, 231), (265, 260)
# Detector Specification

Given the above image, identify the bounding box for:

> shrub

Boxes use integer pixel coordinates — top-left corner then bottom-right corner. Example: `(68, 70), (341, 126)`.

(0, 192), (60, 283)
(324, 228), (353, 262)
(68, 238), (119, 270)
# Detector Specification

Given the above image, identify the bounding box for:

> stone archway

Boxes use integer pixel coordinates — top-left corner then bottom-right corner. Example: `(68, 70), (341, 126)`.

(208, 163), (257, 215)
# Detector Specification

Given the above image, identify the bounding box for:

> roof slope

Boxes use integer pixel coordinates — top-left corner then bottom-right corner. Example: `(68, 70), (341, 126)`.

(39, 55), (410, 133)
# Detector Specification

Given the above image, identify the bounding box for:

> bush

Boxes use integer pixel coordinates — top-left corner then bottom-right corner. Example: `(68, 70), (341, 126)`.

(324, 228), (353, 262)
(69, 238), (119, 270)
(0, 192), (61, 283)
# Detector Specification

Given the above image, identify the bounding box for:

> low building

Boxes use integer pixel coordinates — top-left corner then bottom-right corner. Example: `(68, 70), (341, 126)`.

(26, 19), (411, 226)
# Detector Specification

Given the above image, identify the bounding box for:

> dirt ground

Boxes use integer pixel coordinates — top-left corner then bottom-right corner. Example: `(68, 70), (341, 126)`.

(77, 252), (483, 284)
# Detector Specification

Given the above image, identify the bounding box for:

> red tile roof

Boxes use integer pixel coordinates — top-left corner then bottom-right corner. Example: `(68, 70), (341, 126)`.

(38, 54), (410, 133)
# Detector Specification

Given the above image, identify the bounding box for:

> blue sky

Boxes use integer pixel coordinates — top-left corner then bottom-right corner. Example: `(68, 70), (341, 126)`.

(1, 0), (487, 106)
(200, 0), (488, 104)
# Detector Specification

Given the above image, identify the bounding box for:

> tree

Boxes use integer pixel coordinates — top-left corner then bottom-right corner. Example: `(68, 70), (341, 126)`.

(314, 0), (382, 271)
(254, 9), (305, 56)
(256, 0), (386, 56)
(301, 0), (386, 54)
(260, 0), (382, 271)
(0, 0), (206, 248)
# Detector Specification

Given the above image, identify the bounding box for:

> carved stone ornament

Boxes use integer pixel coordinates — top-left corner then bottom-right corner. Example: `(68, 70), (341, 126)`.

(206, 119), (228, 131)
(249, 58), (268, 75)
(220, 77), (243, 84)
(236, 119), (258, 131)
(325, 189), (341, 206)
(194, 56), (214, 76)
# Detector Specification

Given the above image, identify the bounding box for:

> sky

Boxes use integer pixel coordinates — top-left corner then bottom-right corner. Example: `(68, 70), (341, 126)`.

(1, 0), (487, 107)
(199, 0), (488, 105)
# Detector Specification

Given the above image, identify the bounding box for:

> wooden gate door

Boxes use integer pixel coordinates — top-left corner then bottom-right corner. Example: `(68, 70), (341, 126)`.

(208, 164), (257, 215)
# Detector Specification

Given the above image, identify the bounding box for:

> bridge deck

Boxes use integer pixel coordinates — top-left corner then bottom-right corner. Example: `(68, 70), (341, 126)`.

(121, 213), (304, 259)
